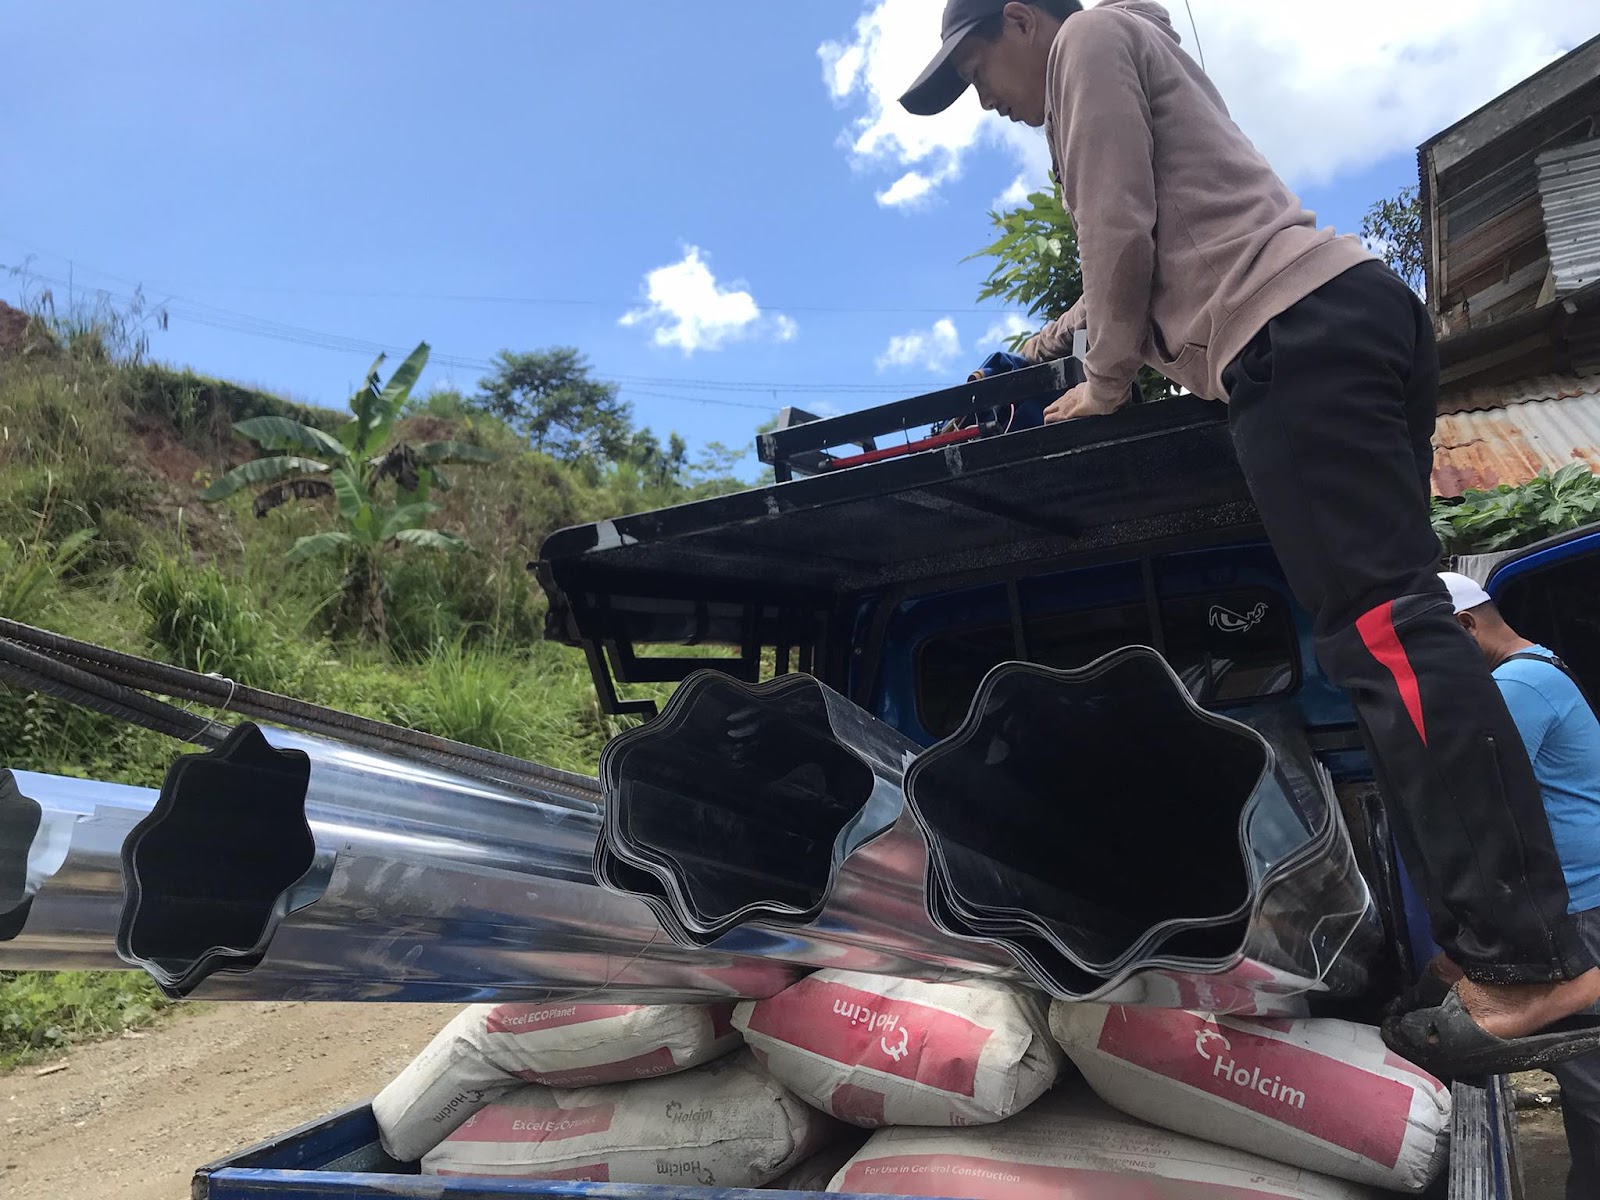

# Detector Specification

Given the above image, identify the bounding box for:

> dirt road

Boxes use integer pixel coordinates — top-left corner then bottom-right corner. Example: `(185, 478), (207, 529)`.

(0, 1001), (457, 1200)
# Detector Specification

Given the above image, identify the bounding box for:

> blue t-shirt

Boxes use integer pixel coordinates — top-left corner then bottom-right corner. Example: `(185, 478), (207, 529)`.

(1493, 646), (1600, 914)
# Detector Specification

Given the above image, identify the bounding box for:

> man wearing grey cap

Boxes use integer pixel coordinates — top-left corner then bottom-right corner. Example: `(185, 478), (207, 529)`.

(1437, 571), (1600, 1195)
(900, 0), (1600, 1074)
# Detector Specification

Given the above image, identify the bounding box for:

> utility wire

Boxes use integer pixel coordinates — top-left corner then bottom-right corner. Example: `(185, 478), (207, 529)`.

(11, 265), (934, 404)
(1183, 0), (1207, 71)
(0, 236), (997, 316)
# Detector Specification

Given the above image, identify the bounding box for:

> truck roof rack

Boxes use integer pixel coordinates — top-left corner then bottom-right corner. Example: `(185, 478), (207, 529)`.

(759, 359), (1082, 482)
(535, 372), (1257, 716)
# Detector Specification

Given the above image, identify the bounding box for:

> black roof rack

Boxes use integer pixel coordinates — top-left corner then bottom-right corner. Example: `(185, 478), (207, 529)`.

(535, 368), (1257, 715)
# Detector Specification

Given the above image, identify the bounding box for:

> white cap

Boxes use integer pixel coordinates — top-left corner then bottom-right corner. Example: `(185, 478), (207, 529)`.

(1438, 571), (1493, 615)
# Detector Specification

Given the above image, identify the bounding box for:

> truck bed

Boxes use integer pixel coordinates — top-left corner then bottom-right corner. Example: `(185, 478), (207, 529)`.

(193, 1084), (1522, 1200)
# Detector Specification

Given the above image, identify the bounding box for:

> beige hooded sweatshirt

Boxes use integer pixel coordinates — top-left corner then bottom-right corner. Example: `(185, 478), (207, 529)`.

(1026, 0), (1373, 406)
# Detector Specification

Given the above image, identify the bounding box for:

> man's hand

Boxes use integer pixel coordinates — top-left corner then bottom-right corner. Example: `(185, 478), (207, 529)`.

(1043, 382), (1123, 424)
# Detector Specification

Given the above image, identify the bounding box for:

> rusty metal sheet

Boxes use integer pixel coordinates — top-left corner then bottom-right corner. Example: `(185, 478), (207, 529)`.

(1432, 377), (1600, 494)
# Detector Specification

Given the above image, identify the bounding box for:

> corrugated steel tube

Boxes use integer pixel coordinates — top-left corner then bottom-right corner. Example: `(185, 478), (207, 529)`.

(597, 670), (1024, 982)
(115, 724), (806, 1004)
(904, 649), (1381, 1015)
(1, 771), (156, 970)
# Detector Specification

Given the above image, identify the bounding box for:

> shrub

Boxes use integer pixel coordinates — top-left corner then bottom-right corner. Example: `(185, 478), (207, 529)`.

(134, 553), (293, 690)
(1434, 464), (1600, 557)
(0, 970), (168, 1070)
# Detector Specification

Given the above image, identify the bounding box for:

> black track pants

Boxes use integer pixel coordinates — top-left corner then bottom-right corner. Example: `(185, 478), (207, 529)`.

(1224, 260), (1590, 984)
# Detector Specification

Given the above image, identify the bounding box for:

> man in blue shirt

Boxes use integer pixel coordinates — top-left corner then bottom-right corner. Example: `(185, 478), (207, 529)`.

(1442, 571), (1600, 1198)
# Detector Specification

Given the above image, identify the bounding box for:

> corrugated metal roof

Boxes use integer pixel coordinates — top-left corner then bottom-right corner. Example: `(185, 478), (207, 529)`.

(1433, 374), (1600, 495)
(1438, 373), (1600, 415)
(1539, 138), (1600, 297)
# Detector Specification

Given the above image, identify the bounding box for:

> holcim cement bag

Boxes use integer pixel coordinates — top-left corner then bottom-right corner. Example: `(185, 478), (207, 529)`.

(421, 1049), (833, 1187)
(828, 1091), (1382, 1199)
(733, 971), (1060, 1127)
(767, 1134), (871, 1192)
(373, 1001), (740, 1161)
(1050, 1004), (1451, 1193)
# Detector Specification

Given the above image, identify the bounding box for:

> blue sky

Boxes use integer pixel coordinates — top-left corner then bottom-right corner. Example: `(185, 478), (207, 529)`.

(3, 1), (1593, 472)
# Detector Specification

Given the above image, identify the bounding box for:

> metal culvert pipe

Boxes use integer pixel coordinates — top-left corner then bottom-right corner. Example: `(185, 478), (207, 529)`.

(115, 723), (805, 1003)
(903, 648), (1380, 1014)
(0, 771), (157, 971)
(597, 671), (1022, 981)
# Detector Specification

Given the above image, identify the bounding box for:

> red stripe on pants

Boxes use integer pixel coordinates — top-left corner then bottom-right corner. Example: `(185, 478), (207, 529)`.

(1356, 601), (1429, 745)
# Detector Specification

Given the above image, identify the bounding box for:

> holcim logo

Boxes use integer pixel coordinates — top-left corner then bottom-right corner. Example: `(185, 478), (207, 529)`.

(664, 1100), (713, 1125)
(832, 997), (914, 1063)
(1194, 1026), (1307, 1110)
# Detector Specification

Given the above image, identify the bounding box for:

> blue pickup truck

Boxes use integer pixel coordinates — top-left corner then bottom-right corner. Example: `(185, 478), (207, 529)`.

(196, 363), (1599, 1199)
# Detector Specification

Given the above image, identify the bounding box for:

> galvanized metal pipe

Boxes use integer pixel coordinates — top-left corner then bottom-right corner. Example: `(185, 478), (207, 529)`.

(903, 650), (1380, 1014)
(598, 670), (1022, 982)
(116, 724), (805, 1003)
(1, 771), (156, 971)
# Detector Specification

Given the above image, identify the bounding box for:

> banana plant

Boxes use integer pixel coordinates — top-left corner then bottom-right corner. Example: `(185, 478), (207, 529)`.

(200, 341), (498, 640)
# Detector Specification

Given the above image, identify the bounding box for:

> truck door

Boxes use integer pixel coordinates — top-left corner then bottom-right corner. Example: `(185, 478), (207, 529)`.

(1481, 523), (1600, 700)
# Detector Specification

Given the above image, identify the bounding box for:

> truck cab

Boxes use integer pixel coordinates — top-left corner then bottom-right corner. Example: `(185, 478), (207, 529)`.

(197, 362), (1600, 1198)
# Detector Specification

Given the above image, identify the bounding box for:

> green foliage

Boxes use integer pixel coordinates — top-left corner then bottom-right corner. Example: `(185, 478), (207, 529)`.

(0, 970), (168, 1070)
(201, 342), (498, 642)
(135, 553), (297, 690)
(8, 279), (167, 368)
(1433, 464), (1600, 557)
(968, 184), (1176, 402)
(0, 528), (96, 621)
(405, 387), (473, 421)
(0, 681), (176, 787)
(474, 348), (633, 461)
(0, 363), (159, 568)
(1362, 185), (1425, 299)
(120, 364), (340, 442)
(970, 185), (1083, 326)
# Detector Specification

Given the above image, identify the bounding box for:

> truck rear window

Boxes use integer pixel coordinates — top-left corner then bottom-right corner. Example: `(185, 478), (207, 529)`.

(915, 589), (1297, 738)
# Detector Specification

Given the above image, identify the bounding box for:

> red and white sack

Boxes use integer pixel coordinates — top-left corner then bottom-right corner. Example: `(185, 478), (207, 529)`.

(733, 970), (1060, 1127)
(373, 1001), (740, 1161)
(829, 1091), (1382, 1199)
(1050, 1003), (1451, 1193)
(421, 1049), (833, 1187)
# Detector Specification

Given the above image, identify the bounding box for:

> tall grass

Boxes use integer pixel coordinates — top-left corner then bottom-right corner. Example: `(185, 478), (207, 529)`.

(135, 553), (288, 688)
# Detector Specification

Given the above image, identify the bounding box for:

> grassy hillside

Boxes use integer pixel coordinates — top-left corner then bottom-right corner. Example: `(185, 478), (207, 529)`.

(0, 307), (725, 1065)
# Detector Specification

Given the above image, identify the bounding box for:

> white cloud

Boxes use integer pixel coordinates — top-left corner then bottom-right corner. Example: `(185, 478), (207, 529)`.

(878, 317), (961, 372)
(821, 0), (1596, 205)
(620, 246), (795, 354)
(994, 175), (1033, 210)
(978, 314), (1035, 349)
(877, 170), (943, 208)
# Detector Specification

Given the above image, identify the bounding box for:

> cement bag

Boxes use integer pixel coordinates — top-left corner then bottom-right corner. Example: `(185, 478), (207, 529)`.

(829, 1091), (1382, 1199)
(734, 970), (1060, 1127)
(1050, 1004), (1451, 1193)
(767, 1134), (871, 1192)
(472, 1000), (739, 1086)
(374, 1006), (520, 1162)
(422, 1049), (833, 1187)
(373, 1001), (740, 1162)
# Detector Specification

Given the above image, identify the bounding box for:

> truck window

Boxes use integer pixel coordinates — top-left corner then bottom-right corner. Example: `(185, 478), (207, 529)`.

(1494, 552), (1600, 701)
(915, 589), (1296, 738)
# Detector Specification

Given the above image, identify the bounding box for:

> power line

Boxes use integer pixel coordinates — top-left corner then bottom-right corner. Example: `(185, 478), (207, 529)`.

(7, 248), (948, 395)
(8, 267), (918, 411)
(1183, 0), (1207, 71)
(0, 236), (998, 317)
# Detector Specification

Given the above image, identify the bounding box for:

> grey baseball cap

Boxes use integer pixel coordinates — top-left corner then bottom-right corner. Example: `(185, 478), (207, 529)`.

(899, 0), (1010, 116)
